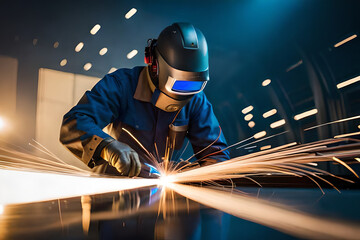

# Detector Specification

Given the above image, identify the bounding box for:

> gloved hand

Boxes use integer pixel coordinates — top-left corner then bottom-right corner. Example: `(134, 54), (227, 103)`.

(100, 139), (141, 177)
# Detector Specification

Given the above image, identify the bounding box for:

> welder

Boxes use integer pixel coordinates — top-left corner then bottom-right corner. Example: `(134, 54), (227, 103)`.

(59, 22), (230, 177)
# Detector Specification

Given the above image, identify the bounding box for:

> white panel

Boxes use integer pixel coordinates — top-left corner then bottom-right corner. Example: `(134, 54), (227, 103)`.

(0, 55), (18, 117)
(73, 74), (99, 104)
(36, 69), (100, 170)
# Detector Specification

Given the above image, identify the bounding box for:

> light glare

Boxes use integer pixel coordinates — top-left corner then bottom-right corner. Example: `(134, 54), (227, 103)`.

(263, 109), (277, 118)
(75, 42), (84, 52)
(60, 59), (67, 67)
(242, 105), (253, 114)
(90, 24), (101, 35)
(99, 47), (108, 56)
(83, 63), (92, 71)
(254, 131), (266, 139)
(262, 79), (271, 87)
(125, 8), (137, 19)
(244, 114), (253, 121)
(127, 50), (138, 59)
(270, 119), (286, 128)
(294, 109), (318, 120)
(337, 75), (360, 89)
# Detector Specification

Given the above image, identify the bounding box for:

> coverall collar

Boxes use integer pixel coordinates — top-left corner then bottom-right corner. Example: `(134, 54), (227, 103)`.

(134, 67), (153, 103)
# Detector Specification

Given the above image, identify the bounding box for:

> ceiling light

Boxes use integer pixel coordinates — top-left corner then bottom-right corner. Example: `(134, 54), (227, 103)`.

(60, 59), (67, 67)
(270, 119), (285, 128)
(90, 24), (101, 35)
(262, 79), (271, 87)
(337, 75), (360, 89)
(99, 47), (108, 56)
(334, 34), (357, 48)
(254, 131), (266, 139)
(355, 158), (360, 163)
(125, 8), (137, 19)
(294, 109), (318, 120)
(53, 41), (59, 48)
(244, 114), (253, 121)
(260, 145), (271, 151)
(83, 63), (92, 71)
(248, 121), (255, 128)
(263, 109), (277, 118)
(127, 50), (138, 59)
(108, 67), (117, 73)
(75, 42), (84, 52)
(242, 105), (253, 114)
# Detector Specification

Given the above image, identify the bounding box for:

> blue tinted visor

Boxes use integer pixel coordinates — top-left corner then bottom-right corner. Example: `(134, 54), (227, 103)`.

(172, 81), (204, 92)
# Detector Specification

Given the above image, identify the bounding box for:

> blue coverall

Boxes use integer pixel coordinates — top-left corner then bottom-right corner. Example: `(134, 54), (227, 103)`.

(60, 66), (229, 176)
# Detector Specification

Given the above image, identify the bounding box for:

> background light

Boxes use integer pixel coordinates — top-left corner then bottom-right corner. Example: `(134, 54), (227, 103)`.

(262, 79), (271, 86)
(75, 42), (84, 52)
(263, 109), (277, 118)
(270, 119), (285, 128)
(244, 114), (253, 121)
(294, 109), (318, 120)
(90, 24), (101, 35)
(127, 50), (138, 59)
(254, 131), (266, 139)
(125, 8), (137, 19)
(337, 75), (360, 89)
(53, 41), (59, 48)
(248, 121), (255, 128)
(99, 47), (108, 56)
(242, 105), (253, 114)
(60, 59), (67, 66)
(83, 63), (92, 71)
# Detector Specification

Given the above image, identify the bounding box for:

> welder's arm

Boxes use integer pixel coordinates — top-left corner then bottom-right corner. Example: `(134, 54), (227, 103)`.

(60, 74), (128, 170)
(188, 92), (230, 164)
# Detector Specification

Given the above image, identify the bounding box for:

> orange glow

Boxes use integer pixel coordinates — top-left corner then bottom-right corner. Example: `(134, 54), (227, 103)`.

(75, 42), (84, 52)
(262, 79), (271, 86)
(260, 145), (271, 150)
(248, 121), (255, 128)
(254, 131), (266, 139)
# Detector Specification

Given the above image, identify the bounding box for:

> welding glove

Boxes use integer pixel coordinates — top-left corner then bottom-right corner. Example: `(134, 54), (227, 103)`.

(98, 138), (141, 177)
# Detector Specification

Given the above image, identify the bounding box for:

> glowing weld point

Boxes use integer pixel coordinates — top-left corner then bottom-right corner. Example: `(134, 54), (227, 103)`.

(159, 175), (174, 187)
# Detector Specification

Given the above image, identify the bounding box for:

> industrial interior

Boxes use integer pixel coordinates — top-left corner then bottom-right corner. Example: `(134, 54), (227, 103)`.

(1, 0), (360, 239)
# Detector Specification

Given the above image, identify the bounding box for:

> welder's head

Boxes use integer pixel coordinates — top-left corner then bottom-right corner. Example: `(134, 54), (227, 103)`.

(145, 22), (209, 112)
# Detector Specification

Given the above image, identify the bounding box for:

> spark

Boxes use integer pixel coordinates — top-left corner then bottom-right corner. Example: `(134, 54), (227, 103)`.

(304, 115), (360, 131)
(168, 183), (360, 240)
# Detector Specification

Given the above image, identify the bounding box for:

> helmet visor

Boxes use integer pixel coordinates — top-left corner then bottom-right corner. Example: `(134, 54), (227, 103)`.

(171, 80), (205, 93)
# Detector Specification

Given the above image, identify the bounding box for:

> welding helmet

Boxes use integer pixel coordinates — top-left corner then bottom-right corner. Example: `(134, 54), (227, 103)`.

(145, 23), (209, 112)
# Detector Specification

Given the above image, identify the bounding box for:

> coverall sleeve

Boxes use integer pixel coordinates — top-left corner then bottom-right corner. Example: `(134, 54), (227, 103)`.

(59, 74), (125, 167)
(188, 92), (230, 163)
